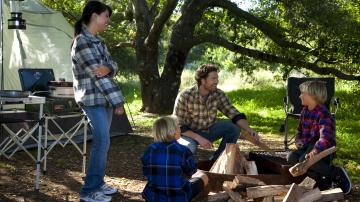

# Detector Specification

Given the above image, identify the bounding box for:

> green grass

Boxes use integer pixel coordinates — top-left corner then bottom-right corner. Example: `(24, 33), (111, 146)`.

(118, 69), (360, 183)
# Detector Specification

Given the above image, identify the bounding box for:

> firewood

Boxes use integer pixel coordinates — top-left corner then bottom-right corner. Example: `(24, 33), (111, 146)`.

(234, 175), (266, 186)
(241, 131), (275, 155)
(314, 188), (344, 202)
(208, 191), (230, 202)
(299, 176), (316, 190)
(254, 196), (274, 202)
(244, 160), (258, 175)
(299, 188), (321, 202)
(210, 144), (245, 174)
(289, 146), (336, 177)
(282, 183), (304, 202)
(223, 181), (245, 202)
(247, 185), (291, 199)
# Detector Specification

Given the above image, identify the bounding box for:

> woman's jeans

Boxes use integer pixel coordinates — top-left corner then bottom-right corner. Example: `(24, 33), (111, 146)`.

(177, 121), (241, 160)
(80, 106), (113, 196)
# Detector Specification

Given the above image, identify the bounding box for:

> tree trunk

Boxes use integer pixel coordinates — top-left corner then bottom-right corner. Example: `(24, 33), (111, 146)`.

(138, 0), (207, 114)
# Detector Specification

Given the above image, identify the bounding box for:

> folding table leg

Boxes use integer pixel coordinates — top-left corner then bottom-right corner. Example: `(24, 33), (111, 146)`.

(35, 104), (44, 191)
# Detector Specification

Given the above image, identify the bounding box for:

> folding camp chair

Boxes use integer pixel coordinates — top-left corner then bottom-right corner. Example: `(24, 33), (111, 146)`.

(280, 77), (339, 150)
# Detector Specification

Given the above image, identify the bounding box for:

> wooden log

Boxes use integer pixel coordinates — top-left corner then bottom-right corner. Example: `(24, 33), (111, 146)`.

(254, 196), (274, 202)
(210, 144), (245, 174)
(247, 185), (291, 199)
(241, 131), (275, 155)
(289, 146), (336, 177)
(314, 188), (344, 202)
(299, 176), (316, 190)
(299, 188), (321, 202)
(234, 175), (266, 186)
(208, 191), (230, 202)
(282, 183), (304, 202)
(244, 160), (258, 175)
(223, 181), (245, 202)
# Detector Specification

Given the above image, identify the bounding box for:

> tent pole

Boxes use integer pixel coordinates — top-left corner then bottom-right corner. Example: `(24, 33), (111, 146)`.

(0, 0), (3, 92)
(0, 0), (3, 111)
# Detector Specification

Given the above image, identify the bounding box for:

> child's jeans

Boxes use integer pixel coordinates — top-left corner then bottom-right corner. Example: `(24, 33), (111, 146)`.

(287, 143), (334, 179)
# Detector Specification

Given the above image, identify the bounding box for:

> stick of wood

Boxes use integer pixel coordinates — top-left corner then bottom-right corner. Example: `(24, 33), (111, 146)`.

(289, 146), (336, 177)
(241, 131), (275, 155)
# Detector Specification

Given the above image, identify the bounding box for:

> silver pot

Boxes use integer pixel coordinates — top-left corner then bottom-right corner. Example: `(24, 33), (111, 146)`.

(48, 86), (74, 98)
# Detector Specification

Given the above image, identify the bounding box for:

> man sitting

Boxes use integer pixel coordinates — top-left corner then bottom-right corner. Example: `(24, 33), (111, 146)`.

(173, 64), (258, 160)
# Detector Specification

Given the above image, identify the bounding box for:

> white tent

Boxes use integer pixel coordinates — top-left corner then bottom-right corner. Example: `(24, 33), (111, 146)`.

(1, 0), (73, 91)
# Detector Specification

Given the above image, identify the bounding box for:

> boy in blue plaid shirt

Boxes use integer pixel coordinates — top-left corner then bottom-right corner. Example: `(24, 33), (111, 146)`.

(141, 116), (208, 202)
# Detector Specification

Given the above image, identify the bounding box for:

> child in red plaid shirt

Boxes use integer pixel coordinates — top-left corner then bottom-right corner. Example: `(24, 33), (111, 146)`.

(287, 80), (352, 194)
(141, 116), (208, 202)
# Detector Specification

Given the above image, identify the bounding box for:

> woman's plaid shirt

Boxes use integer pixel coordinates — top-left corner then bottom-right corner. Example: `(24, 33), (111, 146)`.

(173, 85), (244, 132)
(71, 27), (124, 107)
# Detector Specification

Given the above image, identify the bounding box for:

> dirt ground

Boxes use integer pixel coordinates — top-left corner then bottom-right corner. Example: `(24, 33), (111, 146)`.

(0, 133), (359, 202)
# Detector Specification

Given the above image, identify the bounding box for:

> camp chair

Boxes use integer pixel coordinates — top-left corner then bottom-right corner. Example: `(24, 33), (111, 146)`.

(280, 77), (339, 150)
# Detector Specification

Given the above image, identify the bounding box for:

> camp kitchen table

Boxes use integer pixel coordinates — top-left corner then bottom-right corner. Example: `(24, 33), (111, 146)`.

(0, 96), (88, 190)
(0, 95), (45, 190)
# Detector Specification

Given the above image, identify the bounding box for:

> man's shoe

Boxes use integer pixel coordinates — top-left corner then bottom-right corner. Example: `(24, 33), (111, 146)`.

(80, 191), (112, 202)
(100, 184), (118, 195)
(333, 166), (352, 194)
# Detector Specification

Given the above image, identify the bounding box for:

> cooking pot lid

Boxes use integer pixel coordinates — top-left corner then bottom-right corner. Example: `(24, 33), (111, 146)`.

(48, 81), (73, 87)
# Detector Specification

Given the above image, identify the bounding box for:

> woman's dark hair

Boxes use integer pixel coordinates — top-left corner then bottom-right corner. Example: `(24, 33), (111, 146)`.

(195, 64), (219, 86)
(74, 1), (112, 37)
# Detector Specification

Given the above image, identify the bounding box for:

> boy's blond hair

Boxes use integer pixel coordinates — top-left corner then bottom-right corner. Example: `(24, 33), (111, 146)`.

(299, 80), (327, 104)
(152, 115), (178, 142)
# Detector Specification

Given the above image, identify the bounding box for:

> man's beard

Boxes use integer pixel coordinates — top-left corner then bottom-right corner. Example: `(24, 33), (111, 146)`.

(204, 84), (217, 92)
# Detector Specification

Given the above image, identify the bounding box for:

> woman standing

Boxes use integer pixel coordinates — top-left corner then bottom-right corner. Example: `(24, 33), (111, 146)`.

(71, 1), (124, 202)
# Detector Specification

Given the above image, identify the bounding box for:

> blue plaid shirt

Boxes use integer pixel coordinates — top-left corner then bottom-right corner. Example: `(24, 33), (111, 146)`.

(141, 140), (197, 202)
(71, 26), (124, 107)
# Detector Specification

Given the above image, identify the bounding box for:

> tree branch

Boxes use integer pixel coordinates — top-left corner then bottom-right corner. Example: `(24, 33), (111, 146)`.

(133, 0), (152, 34)
(145, 0), (179, 47)
(209, 0), (336, 64)
(115, 42), (135, 49)
(150, 0), (160, 18)
(192, 34), (360, 81)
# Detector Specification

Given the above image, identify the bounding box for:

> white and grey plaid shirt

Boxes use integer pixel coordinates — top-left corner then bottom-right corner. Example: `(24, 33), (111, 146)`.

(71, 27), (124, 107)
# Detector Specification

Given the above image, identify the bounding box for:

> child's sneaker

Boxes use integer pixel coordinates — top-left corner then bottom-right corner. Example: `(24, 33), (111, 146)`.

(315, 175), (333, 191)
(100, 184), (118, 195)
(80, 191), (112, 202)
(333, 166), (352, 194)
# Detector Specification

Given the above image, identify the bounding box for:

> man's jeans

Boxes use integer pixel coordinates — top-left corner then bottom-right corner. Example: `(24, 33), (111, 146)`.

(177, 121), (241, 160)
(80, 106), (113, 196)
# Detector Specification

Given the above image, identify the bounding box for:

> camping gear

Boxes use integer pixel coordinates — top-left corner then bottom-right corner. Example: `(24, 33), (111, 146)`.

(48, 81), (74, 98)
(0, 90), (30, 98)
(280, 77), (339, 150)
(1, 0), (74, 92)
(0, 96), (46, 190)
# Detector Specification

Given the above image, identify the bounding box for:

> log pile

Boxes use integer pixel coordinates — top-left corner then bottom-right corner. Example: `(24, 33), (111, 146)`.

(207, 144), (344, 202)
(217, 176), (344, 202)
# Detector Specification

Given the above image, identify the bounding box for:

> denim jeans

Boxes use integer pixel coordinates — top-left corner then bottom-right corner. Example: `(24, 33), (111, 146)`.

(177, 121), (241, 160)
(80, 106), (113, 196)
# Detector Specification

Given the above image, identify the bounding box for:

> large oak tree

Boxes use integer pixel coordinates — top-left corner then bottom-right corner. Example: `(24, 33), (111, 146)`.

(42, 0), (360, 114)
